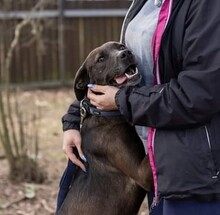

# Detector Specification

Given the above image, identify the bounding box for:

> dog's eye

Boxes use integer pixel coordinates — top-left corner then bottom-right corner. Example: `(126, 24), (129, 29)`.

(119, 45), (125, 50)
(97, 56), (104, 63)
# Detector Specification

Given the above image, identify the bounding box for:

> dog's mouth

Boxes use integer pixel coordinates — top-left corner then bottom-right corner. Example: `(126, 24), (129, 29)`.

(111, 64), (140, 87)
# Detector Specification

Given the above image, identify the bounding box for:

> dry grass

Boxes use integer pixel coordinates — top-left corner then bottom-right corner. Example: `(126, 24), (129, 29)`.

(0, 88), (148, 215)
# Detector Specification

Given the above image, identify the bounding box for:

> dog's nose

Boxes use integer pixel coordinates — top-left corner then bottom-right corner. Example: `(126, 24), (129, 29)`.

(119, 50), (132, 59)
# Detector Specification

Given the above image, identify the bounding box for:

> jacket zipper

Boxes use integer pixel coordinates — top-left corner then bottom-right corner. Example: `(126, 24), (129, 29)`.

(149, 0), (173, 208)
(120, 0), (136, 43)
(204, 126), (219, 179)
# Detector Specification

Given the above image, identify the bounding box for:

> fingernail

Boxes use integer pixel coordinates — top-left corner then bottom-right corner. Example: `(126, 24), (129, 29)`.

(83, 168), (87, 173)
(82, 155), (87, 162)
(87, 84), (94, 89)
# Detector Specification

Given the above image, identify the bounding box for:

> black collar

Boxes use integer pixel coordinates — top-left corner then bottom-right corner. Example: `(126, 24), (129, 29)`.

(80, 99), (121, 118)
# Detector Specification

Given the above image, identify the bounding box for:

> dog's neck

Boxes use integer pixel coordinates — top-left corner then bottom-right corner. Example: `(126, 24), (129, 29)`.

(80, 99), (121, 119)
(80, 98), (121, 120)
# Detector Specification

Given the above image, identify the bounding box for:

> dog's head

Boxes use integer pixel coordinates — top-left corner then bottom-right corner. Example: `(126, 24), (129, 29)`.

(74, 41), (141, 101)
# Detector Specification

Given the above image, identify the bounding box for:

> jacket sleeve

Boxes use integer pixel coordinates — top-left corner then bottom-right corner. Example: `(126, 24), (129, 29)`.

(115, 0), (220, 128)
(62, 99), (81, 131)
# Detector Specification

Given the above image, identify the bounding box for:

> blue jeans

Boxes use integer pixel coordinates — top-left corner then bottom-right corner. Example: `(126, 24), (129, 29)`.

(148, 192), (163, 215)
(56, 159), (163, 215)
(163, 198), (220, 215)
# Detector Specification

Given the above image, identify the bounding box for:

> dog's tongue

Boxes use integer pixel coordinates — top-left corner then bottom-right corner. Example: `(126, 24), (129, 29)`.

(114, 75), (128, 84)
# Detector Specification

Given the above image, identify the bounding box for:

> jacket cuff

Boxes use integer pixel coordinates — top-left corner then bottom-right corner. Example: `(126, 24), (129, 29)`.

(62, 99), (81, 131)
(115, 87), (133, 124)
(63, 122), (80, 131)
(62, 114), (80, 131)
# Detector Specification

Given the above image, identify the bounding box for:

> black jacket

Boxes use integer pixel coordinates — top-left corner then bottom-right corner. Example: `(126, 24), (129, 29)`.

(63, 0), (220, 200)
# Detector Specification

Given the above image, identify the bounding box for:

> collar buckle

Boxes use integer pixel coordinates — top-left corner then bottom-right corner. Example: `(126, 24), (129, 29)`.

(80, 106), (87, 119)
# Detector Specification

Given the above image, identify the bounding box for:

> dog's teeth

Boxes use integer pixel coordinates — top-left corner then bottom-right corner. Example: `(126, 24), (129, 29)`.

(125, 68), (138, 79)
(129, 68), (135, 74)
(125, 73), (130, 78)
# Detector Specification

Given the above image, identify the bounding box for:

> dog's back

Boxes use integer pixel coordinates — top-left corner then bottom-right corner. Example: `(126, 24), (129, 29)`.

(58, 115), (151, 215)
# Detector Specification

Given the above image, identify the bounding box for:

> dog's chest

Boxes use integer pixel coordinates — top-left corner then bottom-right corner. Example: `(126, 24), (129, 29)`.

(81, 118), (117, 152)
(80, 116), (131, 158)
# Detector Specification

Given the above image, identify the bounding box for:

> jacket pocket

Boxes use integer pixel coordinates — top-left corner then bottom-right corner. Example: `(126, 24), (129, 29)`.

(154, 125), (219, 194)
(204, 125), (219, 179)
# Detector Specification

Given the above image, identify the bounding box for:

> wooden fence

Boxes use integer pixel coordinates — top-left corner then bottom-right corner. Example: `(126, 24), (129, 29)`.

(0, 0), (131, 88)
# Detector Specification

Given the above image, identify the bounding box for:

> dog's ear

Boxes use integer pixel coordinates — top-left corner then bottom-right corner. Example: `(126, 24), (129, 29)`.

(73, 64), (89, 101)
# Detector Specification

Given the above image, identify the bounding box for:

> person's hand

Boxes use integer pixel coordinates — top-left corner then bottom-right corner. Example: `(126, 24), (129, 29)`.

(62, 129), (86, 172)
(87, 84), (119, 110)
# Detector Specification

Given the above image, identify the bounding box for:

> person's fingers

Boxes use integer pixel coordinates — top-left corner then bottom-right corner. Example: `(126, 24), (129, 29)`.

(69, 154), (86, 172)
(87, 84), (106, 93)
(66, 148), (86, 172)
(87, 88), (106, 108)
(87, 89), (100, 107)
(75, 143), (87, 162)
(88, 85), (119, 110)
(87, 88), (93, 99)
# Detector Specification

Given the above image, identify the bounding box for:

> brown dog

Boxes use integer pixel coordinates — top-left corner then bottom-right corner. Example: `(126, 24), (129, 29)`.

(58, 42), (153, 215)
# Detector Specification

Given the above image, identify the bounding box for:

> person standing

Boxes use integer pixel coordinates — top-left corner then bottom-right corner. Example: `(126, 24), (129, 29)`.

(58, 0), (220, 214)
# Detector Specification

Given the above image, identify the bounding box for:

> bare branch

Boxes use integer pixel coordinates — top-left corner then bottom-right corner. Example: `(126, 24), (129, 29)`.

(0, 0), (47, 183)
(0, 196), (26, 209)
(3, 0), (47, 85)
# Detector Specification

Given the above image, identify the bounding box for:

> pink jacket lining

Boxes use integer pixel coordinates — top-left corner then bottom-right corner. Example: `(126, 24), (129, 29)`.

(148, 0), (173, 205)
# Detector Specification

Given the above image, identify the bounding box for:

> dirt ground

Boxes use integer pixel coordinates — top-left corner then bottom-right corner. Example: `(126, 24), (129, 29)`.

(0, 88), (148, 215)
